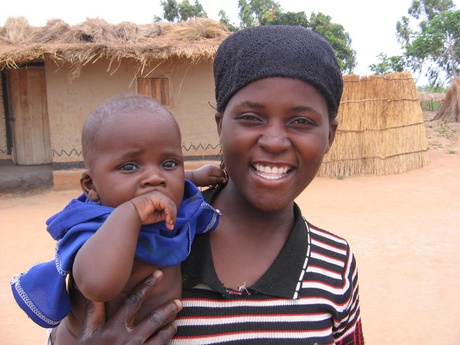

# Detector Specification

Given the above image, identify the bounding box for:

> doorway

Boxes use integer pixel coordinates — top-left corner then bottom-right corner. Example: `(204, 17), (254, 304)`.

(6, 66), (52, 165)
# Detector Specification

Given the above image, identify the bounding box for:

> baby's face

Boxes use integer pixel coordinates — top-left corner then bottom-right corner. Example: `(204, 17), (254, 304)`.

(87, 108), (185, 208)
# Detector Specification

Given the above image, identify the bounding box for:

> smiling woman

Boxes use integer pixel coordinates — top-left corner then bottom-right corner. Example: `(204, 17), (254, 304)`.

(216, 78), (334, 214)
(173, 26), (363, 345)
(59, 25), (364, 345)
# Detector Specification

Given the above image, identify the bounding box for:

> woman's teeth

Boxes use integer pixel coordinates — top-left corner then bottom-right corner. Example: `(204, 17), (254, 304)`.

(253, 164), (290, 179)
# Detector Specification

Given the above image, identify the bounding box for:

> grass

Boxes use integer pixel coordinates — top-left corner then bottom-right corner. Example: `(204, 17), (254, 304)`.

(421, 100), (442, 112)
(438, 122), (457, 140)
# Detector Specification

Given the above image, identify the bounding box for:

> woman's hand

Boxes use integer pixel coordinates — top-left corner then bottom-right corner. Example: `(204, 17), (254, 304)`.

(76, 270), (182, 345)
(186, 164), (228, 187)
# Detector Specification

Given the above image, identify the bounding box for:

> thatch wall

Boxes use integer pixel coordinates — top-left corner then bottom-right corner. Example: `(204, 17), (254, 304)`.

(319, 72), (429, 177)
(434, 77), (460, 122)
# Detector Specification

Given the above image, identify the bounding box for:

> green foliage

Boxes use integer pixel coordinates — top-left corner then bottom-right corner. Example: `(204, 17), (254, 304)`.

(237, 0), (281, 28)
(407, 0), (454, 20)
(263, 10), (309, 26)
(417, 84), (447, 92)
(396, 0), (459, 86)
(217, 10), (238, 32)
(157, 0), (357, 74)
(160, 0), (179, 21)
(159, 0), (207, 22)
(370, 53), (407, 74)
(308, 12), (356, 74)
(420, 99), (442, 111)
(235, 1), (357, 73)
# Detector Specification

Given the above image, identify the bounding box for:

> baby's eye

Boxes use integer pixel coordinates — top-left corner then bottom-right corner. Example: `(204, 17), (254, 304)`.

(162, 160), (178, 169)
(119, 163), (138, 172)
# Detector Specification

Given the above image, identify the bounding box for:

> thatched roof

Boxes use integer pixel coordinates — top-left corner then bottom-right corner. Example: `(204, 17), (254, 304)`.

(0, 16), (231, 78)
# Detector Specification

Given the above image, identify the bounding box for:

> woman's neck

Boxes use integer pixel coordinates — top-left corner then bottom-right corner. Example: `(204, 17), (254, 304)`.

(209, 183), (296, 290)
(212, 182), (295, 238)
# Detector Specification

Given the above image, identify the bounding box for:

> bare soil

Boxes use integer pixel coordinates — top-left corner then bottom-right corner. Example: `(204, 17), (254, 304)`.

(1, 115), (459, 345)
(424, 111), (460, 153)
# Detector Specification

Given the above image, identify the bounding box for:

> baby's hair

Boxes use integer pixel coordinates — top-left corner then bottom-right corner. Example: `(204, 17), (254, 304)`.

(82, 93), (173, 167)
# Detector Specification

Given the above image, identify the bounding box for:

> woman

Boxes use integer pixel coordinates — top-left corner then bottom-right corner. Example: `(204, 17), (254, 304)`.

(66, 25), (364, 345)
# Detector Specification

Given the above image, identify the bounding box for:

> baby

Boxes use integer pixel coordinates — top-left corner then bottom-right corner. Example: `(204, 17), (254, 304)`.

(11, 93), (224, 343)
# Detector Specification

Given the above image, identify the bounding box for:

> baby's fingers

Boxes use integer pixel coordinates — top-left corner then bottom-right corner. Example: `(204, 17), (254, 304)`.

(152, 193), (177, 230)
(130, 192), (177, 226)
(163, 205), (176, 230)
(147, 192), (177, 230)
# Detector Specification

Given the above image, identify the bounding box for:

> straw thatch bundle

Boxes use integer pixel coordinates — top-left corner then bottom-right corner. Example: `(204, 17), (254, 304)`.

(434, 77), (460, 122)
(318, 72), (429, 177)
(0, 16), (230, 79)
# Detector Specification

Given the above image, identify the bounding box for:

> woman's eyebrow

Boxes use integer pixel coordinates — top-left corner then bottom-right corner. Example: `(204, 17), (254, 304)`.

(235, 100), (263, 109)
(291, 105), (318, 113)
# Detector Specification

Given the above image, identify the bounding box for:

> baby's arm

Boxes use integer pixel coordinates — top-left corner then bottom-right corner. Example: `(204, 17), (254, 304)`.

(185, 164), (227, 187)
(72, 191), (177, 302)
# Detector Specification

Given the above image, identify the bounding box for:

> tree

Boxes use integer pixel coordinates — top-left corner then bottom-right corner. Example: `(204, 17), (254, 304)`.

(396, 0), (460, 86)
(307, 12), (356, 74)
(158, 0), (207, 22)
(156, 0), (357, 74)
(237, 0), (281, 28)
(217, 10), (238, 32)
(256, 9), (357, 74)
(370, 53), (407, 75)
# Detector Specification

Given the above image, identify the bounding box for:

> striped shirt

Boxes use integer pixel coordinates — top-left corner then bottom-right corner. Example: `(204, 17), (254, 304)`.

(173, 189), (364, 345)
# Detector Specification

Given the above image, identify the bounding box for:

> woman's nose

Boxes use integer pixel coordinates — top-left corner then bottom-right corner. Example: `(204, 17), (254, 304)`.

(258, 124), (290, 152)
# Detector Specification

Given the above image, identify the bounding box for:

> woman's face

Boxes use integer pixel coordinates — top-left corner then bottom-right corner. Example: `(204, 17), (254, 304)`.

(216, 77), (337, 213)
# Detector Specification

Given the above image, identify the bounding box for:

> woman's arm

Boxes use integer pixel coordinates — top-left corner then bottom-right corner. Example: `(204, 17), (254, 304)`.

(185, 164), (227, 187)
(73, 191), (177, 302)
(74, 271), (182, 345)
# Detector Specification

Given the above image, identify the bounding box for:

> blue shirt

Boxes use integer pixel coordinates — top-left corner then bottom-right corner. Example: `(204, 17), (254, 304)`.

(11, 180), (221, 328)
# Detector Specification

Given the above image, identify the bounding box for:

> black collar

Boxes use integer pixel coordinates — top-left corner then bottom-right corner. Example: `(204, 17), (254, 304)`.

(182, 187), (308, 299)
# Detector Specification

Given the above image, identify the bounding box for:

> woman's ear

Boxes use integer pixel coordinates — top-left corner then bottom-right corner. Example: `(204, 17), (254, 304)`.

(80, 170), (99, 202)
(215, 112), (223, 137)
(325, 119), (338, 154)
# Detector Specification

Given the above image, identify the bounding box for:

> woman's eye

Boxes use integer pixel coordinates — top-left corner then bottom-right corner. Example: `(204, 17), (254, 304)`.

(119, 163), (138, 172)
(236, 113), (261, 122)
(291, 117), (315, 126)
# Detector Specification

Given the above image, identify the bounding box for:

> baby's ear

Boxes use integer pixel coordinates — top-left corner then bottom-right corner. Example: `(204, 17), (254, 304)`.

(80, 170), (99, 202)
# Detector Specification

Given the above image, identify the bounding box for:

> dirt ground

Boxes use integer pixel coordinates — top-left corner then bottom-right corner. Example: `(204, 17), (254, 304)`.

(1, 115), (459, 345)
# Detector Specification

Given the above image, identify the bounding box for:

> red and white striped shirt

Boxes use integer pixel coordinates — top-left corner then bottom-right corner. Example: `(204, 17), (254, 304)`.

(173, 189), (364, 345)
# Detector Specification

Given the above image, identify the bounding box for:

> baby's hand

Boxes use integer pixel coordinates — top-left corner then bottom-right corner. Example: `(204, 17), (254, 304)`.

(187, 164), (228, 187)
(128, 191), (177, 230)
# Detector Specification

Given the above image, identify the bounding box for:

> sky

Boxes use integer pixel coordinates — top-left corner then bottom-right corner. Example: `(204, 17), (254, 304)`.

(1, 0), (459, 82)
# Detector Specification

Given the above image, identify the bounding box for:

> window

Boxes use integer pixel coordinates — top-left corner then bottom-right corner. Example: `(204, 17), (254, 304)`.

(137, 77), (171, 106)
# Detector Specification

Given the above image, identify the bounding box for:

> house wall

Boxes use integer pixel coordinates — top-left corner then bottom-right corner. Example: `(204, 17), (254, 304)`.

(167, 60), (221, 157)
(0, 77), (10, 160)
(44, 56), (220, 168)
